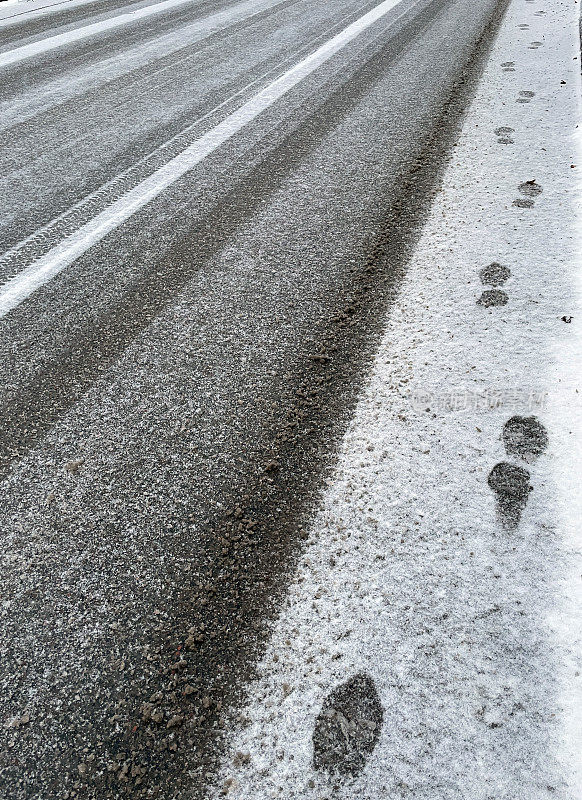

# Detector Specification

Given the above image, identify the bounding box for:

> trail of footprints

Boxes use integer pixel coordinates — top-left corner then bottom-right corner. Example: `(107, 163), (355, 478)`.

(261, 14), (551, 786)
(307, 419), (550, 783)
(488, 416), (548, 529)
(484, 23), (548, 527)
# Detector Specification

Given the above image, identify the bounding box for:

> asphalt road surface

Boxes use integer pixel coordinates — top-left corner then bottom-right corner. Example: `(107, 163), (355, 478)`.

(0, 0), (508, 796)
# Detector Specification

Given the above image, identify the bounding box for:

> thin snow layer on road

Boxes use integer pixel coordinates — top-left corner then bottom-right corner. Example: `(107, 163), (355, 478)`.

(212, 1), (582, 798)
(0, 0), (202, 66)
(0, 0), (407, 318)
(0, 0), (288, 130)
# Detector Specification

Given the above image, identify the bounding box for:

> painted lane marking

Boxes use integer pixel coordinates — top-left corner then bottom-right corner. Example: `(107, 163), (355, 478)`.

(0, 0), (405, 318)
(0, 0), (205, 67)
(0, 0), (114, 28)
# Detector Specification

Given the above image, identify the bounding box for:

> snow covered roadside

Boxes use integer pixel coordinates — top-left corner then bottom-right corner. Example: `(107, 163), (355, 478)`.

(209, 0), (582, 798)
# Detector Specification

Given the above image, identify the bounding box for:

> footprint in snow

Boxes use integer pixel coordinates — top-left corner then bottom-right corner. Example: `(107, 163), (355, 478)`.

(529, 40), (543, 48)
(516, 90), (535, 104)
(501, 60), (516, 72)
(479, 261), (511, 286)
(502, 416), (548, 462)
(513, 179), (542, 208)
(313, 672), (383, 777)
(518, 179), (542, 197)
(477, 289), (508, 307)
(488, 462), (532, 529)
(477, 262), (510, 307)
(494, 125), (514, 144)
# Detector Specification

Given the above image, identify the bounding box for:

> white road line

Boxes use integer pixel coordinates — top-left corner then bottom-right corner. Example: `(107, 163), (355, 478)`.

(0, 0), (203, 67)
(0, 0), (405, 319)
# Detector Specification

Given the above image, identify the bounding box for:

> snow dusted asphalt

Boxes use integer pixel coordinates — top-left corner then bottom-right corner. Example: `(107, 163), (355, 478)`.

(212, 1), (582, 797)
(1, 0), (513, 797)
(0, 0), (205, 67)
(0, 0), (407, 317)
